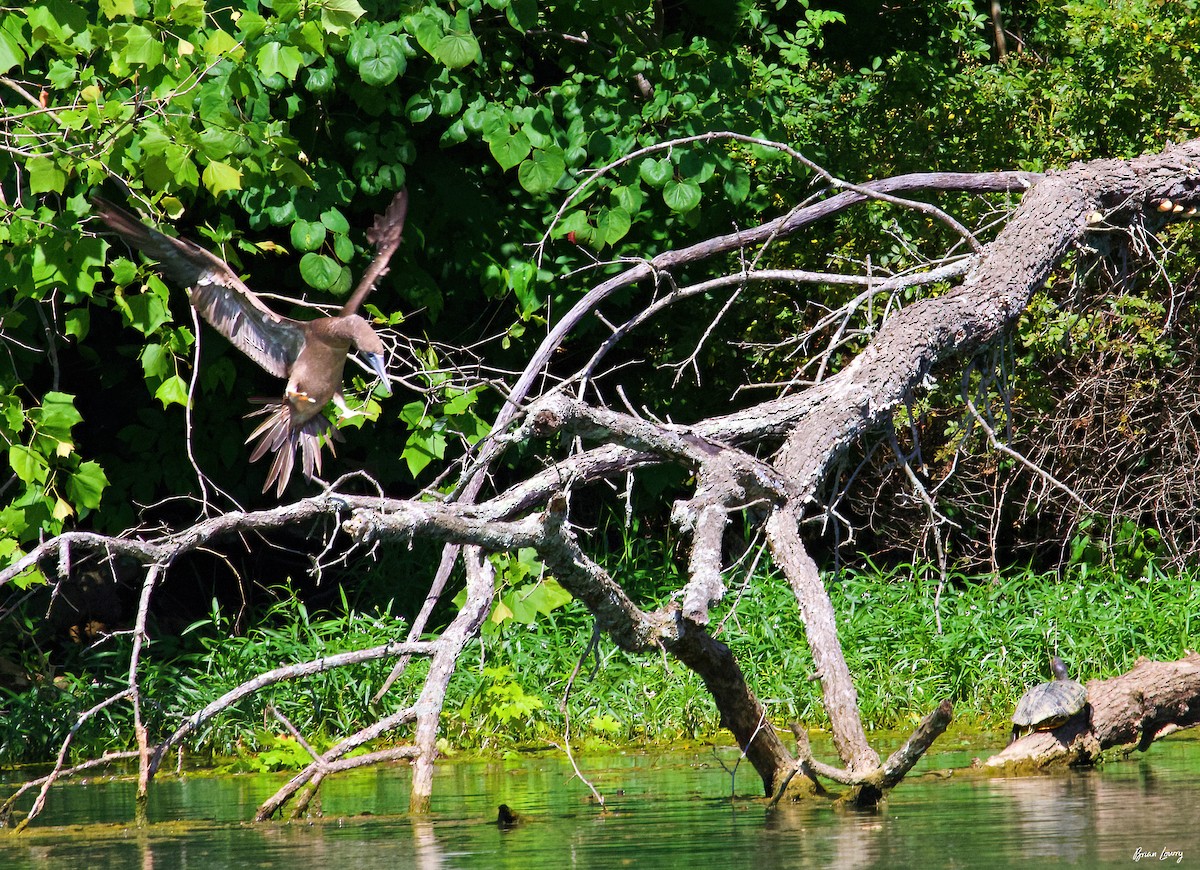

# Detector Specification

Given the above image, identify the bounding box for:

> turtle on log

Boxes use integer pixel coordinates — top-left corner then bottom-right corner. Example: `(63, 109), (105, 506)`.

(1009, 655), (1089, 744)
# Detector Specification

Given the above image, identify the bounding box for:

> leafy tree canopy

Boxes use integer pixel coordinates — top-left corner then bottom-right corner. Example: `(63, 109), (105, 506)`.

(1, 0), (1199, 582)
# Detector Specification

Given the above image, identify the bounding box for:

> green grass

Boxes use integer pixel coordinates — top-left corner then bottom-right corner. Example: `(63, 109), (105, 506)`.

(440, 555), (1200, 749)
(2, 551), (1197, 766)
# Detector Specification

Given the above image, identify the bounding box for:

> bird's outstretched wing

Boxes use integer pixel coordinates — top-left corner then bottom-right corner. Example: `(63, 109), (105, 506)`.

(340, 187), (409, 316)
(92, 196), (306, 378)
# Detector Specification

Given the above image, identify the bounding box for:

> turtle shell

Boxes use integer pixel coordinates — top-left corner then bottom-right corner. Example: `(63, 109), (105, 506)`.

(1012, 677), (1088, 732)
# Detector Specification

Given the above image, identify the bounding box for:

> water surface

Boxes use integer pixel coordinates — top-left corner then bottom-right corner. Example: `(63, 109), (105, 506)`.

(3, 735), (1198, 868)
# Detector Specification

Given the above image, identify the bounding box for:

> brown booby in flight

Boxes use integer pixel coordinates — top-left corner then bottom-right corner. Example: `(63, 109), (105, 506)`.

(92, 189), (408, 496)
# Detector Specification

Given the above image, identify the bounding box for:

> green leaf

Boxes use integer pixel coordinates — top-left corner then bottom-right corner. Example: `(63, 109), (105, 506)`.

(170, 0), (205, 27)
(333, 234), (354, 263)
(611, 184), (644, 214)
(723, 166), (751, 204)
(320, 209), (351, 233)
(663, 179), (702, 213)
(27, 2), (88, 46)
(360, 55), (400, 87)
(443, 388), (479, 415)
(123, 24), (165, 68)
(522, 577), (573, 616)
(110, 257), (138, 285)
(0, 29), (27, 74)
(508, 261), (539, 316)
(123, 291), (170, 334)
(237, 10), (268, 40)
(290, 219), (327, 252)
(34, 392), (82, 437)
(9, 446), (48, 485)
(65, 461), (109, 510)
(257, 43), (304, 81)
(28, 158), (67, 195)
(319, 0), (366, 35)
(517, 148), (565, 194)
(399, 400), (428, 427)
(403, 428), (447, 477)
(299, 253), (341, 289)
(154, 375), (190, 408)
(203, 30), (242, 59)
(639, 157), (672, 188)
(488, 129), (531, 172)
(596, 207), (631, 246)
(411, 12), (445, 57)
(202, 160), (243, 197)
(140, 343), (172, 379)
(434, 12), (479, 69)
(274, 0), (301, 20)
(99, 0), (135, 18)
(305, 65), (334, 93)
(64, 309), (90, 341)
(505, 0), (537, 32)
(198, 128), (240, 161)
(554, 210), (592, 243)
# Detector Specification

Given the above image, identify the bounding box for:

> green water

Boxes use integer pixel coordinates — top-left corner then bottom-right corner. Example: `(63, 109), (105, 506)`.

(3, 735), (1199, 868)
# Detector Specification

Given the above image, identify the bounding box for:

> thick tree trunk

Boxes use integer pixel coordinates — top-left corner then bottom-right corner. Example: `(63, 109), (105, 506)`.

(668, 620), (796, 793)
(766, 506), (879, 774)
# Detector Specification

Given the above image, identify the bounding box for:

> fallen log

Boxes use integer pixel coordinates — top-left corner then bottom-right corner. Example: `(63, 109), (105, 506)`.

(985, 653), (1200, 770)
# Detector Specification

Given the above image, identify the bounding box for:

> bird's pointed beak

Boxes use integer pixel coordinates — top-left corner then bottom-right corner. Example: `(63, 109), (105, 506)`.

(364, 352), (391, 396)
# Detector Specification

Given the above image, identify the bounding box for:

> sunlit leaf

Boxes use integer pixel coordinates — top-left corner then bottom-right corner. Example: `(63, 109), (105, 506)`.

(154, 375), (190, 408)
(257, 43), (304, 81)
(65, 461), (109, 510)
(99, 0), (135, 17)
(488, 129), (530, 172)
(490, 599), (514, 624)
(299, 252), (341, 289)
(9, 446), (47, 485)
(28, 157), (66, 195)
(123, 24), (164, 68)
(290, 219), (327, 252)
(517, 147), (565, 194)
(663, 179), (702, 213)
(596, 207), (631, 246)
(34, 392), (82, 437)
(320, 0), (366, 34)
(0, 28), (27, 73)
(434, 13), (479, 69)
(202, 160), (243, 196)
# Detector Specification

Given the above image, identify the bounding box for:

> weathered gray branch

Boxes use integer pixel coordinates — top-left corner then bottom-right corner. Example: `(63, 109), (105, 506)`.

(15, 143), (1200, 822)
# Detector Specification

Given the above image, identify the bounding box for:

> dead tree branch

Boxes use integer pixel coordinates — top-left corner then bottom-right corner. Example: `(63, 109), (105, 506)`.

(12, 142), (1200, 822)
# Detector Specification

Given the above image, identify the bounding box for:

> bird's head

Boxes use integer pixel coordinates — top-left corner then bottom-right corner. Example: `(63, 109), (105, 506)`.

(345, 317), (391, 397)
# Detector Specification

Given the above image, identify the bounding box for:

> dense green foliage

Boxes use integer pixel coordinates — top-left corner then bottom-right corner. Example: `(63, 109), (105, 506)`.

(3, 0), (1199, 559)
(4, 0), (1200, 766)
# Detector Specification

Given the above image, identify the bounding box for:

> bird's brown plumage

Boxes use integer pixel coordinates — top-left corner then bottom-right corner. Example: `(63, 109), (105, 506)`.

(92, 190), (408, 495)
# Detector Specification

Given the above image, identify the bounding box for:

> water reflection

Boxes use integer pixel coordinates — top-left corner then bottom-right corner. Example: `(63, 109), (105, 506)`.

(2, 736), (1198, 869)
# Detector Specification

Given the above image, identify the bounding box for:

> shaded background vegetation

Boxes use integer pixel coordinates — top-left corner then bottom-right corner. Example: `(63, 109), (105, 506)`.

(2, 0), (1200, 762)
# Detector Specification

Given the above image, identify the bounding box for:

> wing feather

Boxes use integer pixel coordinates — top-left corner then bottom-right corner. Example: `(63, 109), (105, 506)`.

(92, 196), (305, 377)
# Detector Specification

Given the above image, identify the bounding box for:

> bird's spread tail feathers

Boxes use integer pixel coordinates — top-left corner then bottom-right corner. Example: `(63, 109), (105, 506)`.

(245, 401), (344, 496)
